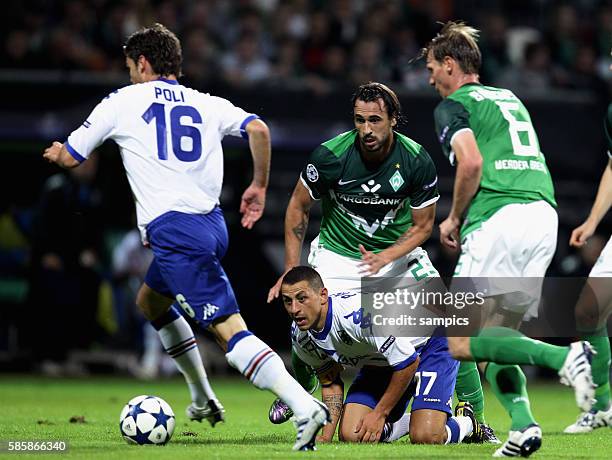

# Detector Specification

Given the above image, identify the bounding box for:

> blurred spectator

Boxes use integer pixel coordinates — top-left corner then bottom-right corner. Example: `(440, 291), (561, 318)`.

(546, 4), (581, 70)
(27, 152), (105, 373)
(182, 27), (220, 87)
(0, 0), (609, 94)
(112, 228), (174, 379)
(349, 37), (390, 86)
(565, 44), (609, 99)
(221, 32), (271, 87)
(479, 12), (511, 84)
(496, 42), (553, 93)
(304, 45), (348, 95)
(301, 10), (333, 74)
(269, 39), (304, 87)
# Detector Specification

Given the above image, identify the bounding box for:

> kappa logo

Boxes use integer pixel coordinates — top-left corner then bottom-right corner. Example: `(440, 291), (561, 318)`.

(306, 164), (319, 182)
(361, 179), (381, 193)
(202, 303), (219, 321)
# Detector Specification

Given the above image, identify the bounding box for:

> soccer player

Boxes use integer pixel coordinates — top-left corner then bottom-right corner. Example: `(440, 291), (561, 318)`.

(42, 23), (329, 451)
(424, 21), (596, 456)
(265, 82), (498, 438)
(563, 101), (612, 433)
(281, 266), (480, 445)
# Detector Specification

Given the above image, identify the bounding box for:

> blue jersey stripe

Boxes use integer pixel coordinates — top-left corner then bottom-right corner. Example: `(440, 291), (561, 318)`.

(239, 115), (260, 139)
(64, 141), (86, 163)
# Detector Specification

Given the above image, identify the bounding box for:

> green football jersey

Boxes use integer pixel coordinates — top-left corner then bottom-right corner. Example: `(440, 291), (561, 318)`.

(434, 83), (557, 237)
(300, 130), (439, 259)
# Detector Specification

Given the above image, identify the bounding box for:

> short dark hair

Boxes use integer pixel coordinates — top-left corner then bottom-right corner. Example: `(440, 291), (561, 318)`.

(282, 266), (324, 292)
(124, 23), (183, 77)
(351, 82), (402, 122)
(421, 21), (481, 74)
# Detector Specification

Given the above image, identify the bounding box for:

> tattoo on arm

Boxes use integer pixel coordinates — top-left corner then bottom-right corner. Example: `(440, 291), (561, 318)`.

(292, 214), (309, 241)
(392, 227), (415, 247)
(322, 394), (343, 418)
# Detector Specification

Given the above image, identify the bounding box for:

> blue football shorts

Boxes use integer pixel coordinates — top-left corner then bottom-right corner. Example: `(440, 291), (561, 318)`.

(345, 335), (458, 421)
(144, 208), (239, 329)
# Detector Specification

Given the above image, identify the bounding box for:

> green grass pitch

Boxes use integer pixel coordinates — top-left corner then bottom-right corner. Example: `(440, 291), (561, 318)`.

(0, 375), (610, 459)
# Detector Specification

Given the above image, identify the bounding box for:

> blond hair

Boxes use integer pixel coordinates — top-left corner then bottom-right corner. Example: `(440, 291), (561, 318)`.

(422, 21), (482, 74)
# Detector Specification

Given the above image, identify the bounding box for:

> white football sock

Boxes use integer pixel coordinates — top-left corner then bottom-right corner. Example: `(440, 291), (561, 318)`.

(383, 413), (411, 442)
(225, 331), (315, 419)
(154, 310), (216, 407)
(445, 415), (473, 444)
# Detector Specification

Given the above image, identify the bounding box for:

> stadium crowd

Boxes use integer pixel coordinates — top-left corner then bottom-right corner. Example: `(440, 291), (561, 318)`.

(1, 0), (611, 97)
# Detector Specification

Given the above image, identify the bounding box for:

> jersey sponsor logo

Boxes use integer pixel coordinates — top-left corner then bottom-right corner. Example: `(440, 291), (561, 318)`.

(389, 171), (404, 192)
(360, 179), (381, 193)
(336, 354), (369, 367)
(338, 178), (357, 185)
(343, 308), (373, 334)
(335, 193), (402, 206)
(338, 330), (353, 345)
(379, 335), (396, 353)
(296, 333), (329, 360)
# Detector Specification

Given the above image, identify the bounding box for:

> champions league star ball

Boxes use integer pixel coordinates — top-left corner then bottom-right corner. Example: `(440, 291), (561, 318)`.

(119, 395), (175, 445)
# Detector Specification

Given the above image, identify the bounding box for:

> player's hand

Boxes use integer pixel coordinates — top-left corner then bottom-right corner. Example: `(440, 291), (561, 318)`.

(267, 274), (285, 303)
(439, 216), (461, 250)
(570, 220), (596, 248)
(358, 244), (388, 276)
(240, 183), (266, 229)
(43, 141), (64, 164)
(354, 410), (385, 443)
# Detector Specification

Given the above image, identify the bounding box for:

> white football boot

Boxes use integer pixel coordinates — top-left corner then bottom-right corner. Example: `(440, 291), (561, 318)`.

(558, 341), (596, 412)
(564, 405), (612, 433)
(186, 399), (225, 427)
(292, 400), (330, 451)
(493, 424), (542, 457)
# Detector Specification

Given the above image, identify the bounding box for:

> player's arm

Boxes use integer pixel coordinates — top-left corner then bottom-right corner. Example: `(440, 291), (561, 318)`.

(570, 159), (612, 247)
(355, 357), (420, 442)
(43, 142), (80, 169)
(267, 179), (315, 302)
(440, 129), (482, 249)
(318, 374), (344, 442)
(365, 203), (436, 269)
(43, 94), (115, 170)
(240, 118), (271, 229)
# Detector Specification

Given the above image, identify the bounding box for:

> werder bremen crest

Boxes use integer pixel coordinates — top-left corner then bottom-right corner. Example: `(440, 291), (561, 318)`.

(389, 171), (404, 192)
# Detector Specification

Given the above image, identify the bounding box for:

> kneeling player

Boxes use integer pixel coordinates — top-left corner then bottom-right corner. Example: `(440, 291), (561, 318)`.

(278, 266), (483, 444)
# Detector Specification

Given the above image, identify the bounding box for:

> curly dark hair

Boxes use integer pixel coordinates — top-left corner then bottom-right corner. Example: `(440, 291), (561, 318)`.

(124, 23), (182, 77)
(351, 82), (402, 123)
(421, 21), (481, 74)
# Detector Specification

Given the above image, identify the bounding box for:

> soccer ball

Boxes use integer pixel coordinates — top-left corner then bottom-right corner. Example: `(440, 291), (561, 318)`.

(119, 395), (175, 445)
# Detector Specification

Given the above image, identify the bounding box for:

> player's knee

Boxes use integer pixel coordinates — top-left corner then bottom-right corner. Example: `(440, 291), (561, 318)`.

(338, 425), (361, 443)
(447, 336), (470, 360)
(409, 425), (446, 444)
(575, 301), (601, 333)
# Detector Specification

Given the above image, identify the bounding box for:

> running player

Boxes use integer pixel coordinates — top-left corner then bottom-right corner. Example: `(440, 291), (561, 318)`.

(564, 98), (612, 433)
(42, 23), (329, 451)
(424, 20), (595, 456)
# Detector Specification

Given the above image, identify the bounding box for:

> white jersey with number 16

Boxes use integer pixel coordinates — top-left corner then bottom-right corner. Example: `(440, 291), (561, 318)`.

(66, 78), (258, 241)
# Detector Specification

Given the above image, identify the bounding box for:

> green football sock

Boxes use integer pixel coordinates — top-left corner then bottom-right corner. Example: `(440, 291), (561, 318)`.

(470, 327), (568, 370)
(485, 363), (536, 431)
(291, 348), (318, 393)
(584, 332), (611, 411)
(456, 361), (486, 423)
